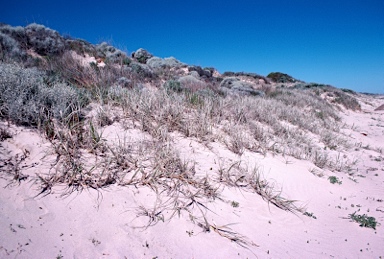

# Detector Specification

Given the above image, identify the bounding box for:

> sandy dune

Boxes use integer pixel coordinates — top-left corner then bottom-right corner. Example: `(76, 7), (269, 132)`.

(1, 94), (383, 258)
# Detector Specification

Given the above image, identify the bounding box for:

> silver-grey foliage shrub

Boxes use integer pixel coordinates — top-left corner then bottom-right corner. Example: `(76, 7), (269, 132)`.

(40, 82), (84, 120)
(96, 42), (127, 63)
(0, 24), (27, 42)
(220, 77), (265, 96)
(0, 32), (24, 61)
(25, 23), (65, 56)
(188, 66), (212, 78)
(116, 77), (132, 88)
(130, 62), (154, 78)
(177, 75), (206, 91)
(108, 85), (129, 101)
(0, 63), (87, 126)
(163, 80), (182, 92)
(133, 48), (153, 64)
(0, 24), (28, 61)
(146, 56), (186, 69)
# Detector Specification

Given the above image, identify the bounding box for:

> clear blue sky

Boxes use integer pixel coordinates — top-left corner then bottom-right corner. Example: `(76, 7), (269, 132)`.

(2, 0), (383, 93)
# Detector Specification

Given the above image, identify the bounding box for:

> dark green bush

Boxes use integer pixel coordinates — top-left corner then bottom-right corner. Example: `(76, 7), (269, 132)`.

(341, 88), (356, 94)
(267, 72), (298, 83)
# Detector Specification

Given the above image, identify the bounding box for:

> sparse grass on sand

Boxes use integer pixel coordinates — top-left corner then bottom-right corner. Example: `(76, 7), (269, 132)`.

(0, 25), (371, 253)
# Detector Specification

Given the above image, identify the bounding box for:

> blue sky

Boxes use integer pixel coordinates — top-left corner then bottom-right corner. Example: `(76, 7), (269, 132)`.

(2, 0), (383, 93)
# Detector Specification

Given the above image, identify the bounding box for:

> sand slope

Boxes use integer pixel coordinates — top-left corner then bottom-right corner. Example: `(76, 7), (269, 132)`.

(1, 94), (384, 258)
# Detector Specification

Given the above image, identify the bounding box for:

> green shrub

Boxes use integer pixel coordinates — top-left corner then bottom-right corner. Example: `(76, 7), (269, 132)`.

(267, 72), (298, 83)
(341, 88), (356, 94)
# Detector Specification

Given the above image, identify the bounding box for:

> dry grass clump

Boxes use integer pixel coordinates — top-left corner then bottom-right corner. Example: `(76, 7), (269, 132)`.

(218, 161), (301, 213)
(0, 149), (29, 187)
(91, 84), (351, 172)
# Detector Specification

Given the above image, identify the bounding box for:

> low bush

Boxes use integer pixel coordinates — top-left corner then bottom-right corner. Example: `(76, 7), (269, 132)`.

(146, 56), (186, 69)
(133, 48), (153, 64)
(188, 66), (212, 78)
(25, 23), (65, 56)
(65, 38), (97, 56)
(96, 42), (128, 63)
(267, 72), (298, 83)
(0, 24), (27, 43)
(0, 63), (88, 127)
(178, 75), (207, 92)
(0, 32), (24, 61)
(223, 71), (269, 82)
(220, 77), (264, 96)
(164, 79), (182, 93)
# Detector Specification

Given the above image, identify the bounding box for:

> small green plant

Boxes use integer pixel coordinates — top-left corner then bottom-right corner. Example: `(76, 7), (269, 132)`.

(348, 212), (377, 229)
(91, 238), (101, 246)
(186, 92), (203, 106)
(231, 201), (239, 208)
(328, 176), (342, 185)
(164, 80), (182, 93)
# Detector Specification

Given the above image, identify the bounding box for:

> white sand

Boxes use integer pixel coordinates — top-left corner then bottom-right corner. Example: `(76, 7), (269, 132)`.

(1, 94), (383, 258)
